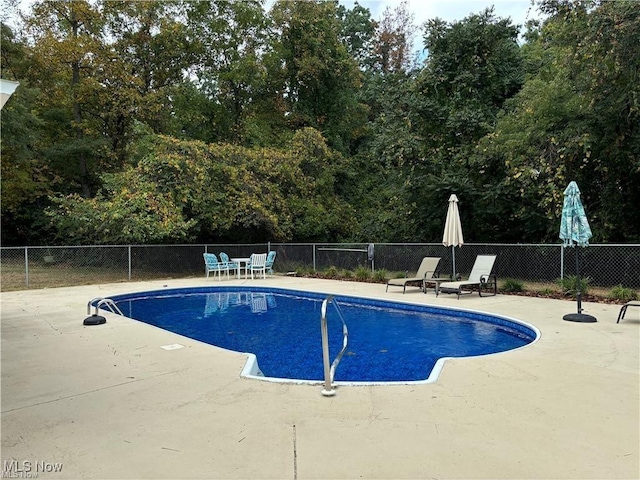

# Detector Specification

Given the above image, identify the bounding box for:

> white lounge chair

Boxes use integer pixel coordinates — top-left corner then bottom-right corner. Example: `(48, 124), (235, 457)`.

(386, 257), (441, 294)
(438, 254), (497, 299)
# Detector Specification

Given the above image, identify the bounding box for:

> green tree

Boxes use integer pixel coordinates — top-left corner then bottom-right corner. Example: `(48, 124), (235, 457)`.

(23, 0), (107, 198)
(400, 9), (526, 242)
(488, 0), (640, 241)
(101, 1), (197, 147)
(371, 0), (417, 73)
(1, 23), (52, 245)
(337, 1), (377, 70)
(417, 8), (524, 151)
(268, 0), (366, 153)
(184, 0), (270, 145)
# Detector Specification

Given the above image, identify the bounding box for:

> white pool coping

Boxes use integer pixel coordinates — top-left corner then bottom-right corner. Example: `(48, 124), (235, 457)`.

(235, 290), (542, 386)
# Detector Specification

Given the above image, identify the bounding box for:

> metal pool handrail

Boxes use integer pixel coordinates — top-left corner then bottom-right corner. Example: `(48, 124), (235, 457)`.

(320, 295), (349, 396)
(87, 297), (124, 316)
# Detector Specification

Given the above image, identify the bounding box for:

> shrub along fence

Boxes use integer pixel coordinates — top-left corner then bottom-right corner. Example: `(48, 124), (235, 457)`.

(1, 243), (638, 291)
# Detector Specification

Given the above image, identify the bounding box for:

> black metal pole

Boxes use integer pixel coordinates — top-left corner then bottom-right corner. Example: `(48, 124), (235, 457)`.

(576, 247), (582, 314)
(563, 245), (596, 322)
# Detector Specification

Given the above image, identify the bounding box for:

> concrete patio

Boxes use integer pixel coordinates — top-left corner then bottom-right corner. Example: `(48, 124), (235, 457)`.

(1, 276), (638, 479)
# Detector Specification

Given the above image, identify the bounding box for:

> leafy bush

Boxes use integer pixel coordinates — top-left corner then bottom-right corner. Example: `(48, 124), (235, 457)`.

(608, 285), (638, 302)
(354, 266), (371, 280)
(324, 265), (340, 278)
(47, 130), (355, 244)
(556, 275), (591, 296)
(500, 278), (524, 293)
(372, 269), (388, 282)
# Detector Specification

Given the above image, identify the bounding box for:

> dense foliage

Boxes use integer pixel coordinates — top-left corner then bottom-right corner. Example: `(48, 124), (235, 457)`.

(1, 0), (638, 245)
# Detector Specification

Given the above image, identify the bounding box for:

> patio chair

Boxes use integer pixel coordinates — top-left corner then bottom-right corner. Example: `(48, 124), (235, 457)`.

(266, 294), (277, 309)
(250, 293), (268, 313)
(248, 253), (268, 279)
(437, 254), (497, 299)
(203, 253), (228, 281)
(219, 252), (239, 278)
(265, 251), (277, 275)
(204, 293), (219, 317)
(386, 257), (441, 294)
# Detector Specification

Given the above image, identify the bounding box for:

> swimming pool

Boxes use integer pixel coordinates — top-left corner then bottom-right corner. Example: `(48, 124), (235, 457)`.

(105, 286), (538, 385)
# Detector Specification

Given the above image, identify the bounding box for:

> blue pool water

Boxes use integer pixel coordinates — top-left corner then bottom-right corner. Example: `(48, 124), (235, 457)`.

(107, 286), (537, 384)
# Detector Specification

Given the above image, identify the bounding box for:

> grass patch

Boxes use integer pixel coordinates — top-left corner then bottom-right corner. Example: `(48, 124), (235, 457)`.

(0, 261), (184, 292)
(500, 278), (524, 293)
(608, 285), (638, 302)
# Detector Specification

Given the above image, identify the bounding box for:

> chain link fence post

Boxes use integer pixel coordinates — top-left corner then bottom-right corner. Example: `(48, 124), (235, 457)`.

(25, 247), (29, 288)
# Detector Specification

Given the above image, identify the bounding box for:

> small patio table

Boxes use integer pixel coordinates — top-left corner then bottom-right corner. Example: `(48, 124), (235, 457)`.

(231, 257), (251, 279)
(423, 277), (452, 296)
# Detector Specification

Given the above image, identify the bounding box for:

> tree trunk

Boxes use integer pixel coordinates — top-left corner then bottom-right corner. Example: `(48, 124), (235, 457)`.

(71, 16), (91, 198)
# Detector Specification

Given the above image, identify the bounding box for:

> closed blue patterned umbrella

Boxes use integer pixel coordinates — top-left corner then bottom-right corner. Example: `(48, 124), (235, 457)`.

(559, 181), (596, 322)
(560, 181), (592, 247)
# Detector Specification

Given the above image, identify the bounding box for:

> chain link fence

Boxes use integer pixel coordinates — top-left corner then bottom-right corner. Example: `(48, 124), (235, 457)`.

(1, 243), (638, 292)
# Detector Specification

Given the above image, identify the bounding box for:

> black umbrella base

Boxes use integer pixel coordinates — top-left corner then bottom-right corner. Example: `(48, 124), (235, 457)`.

(83, 314), (106, 325)
(563, 313), (597, 323)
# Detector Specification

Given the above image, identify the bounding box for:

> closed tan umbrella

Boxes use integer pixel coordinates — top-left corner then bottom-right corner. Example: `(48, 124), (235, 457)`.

(442, 194), (464, 278)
